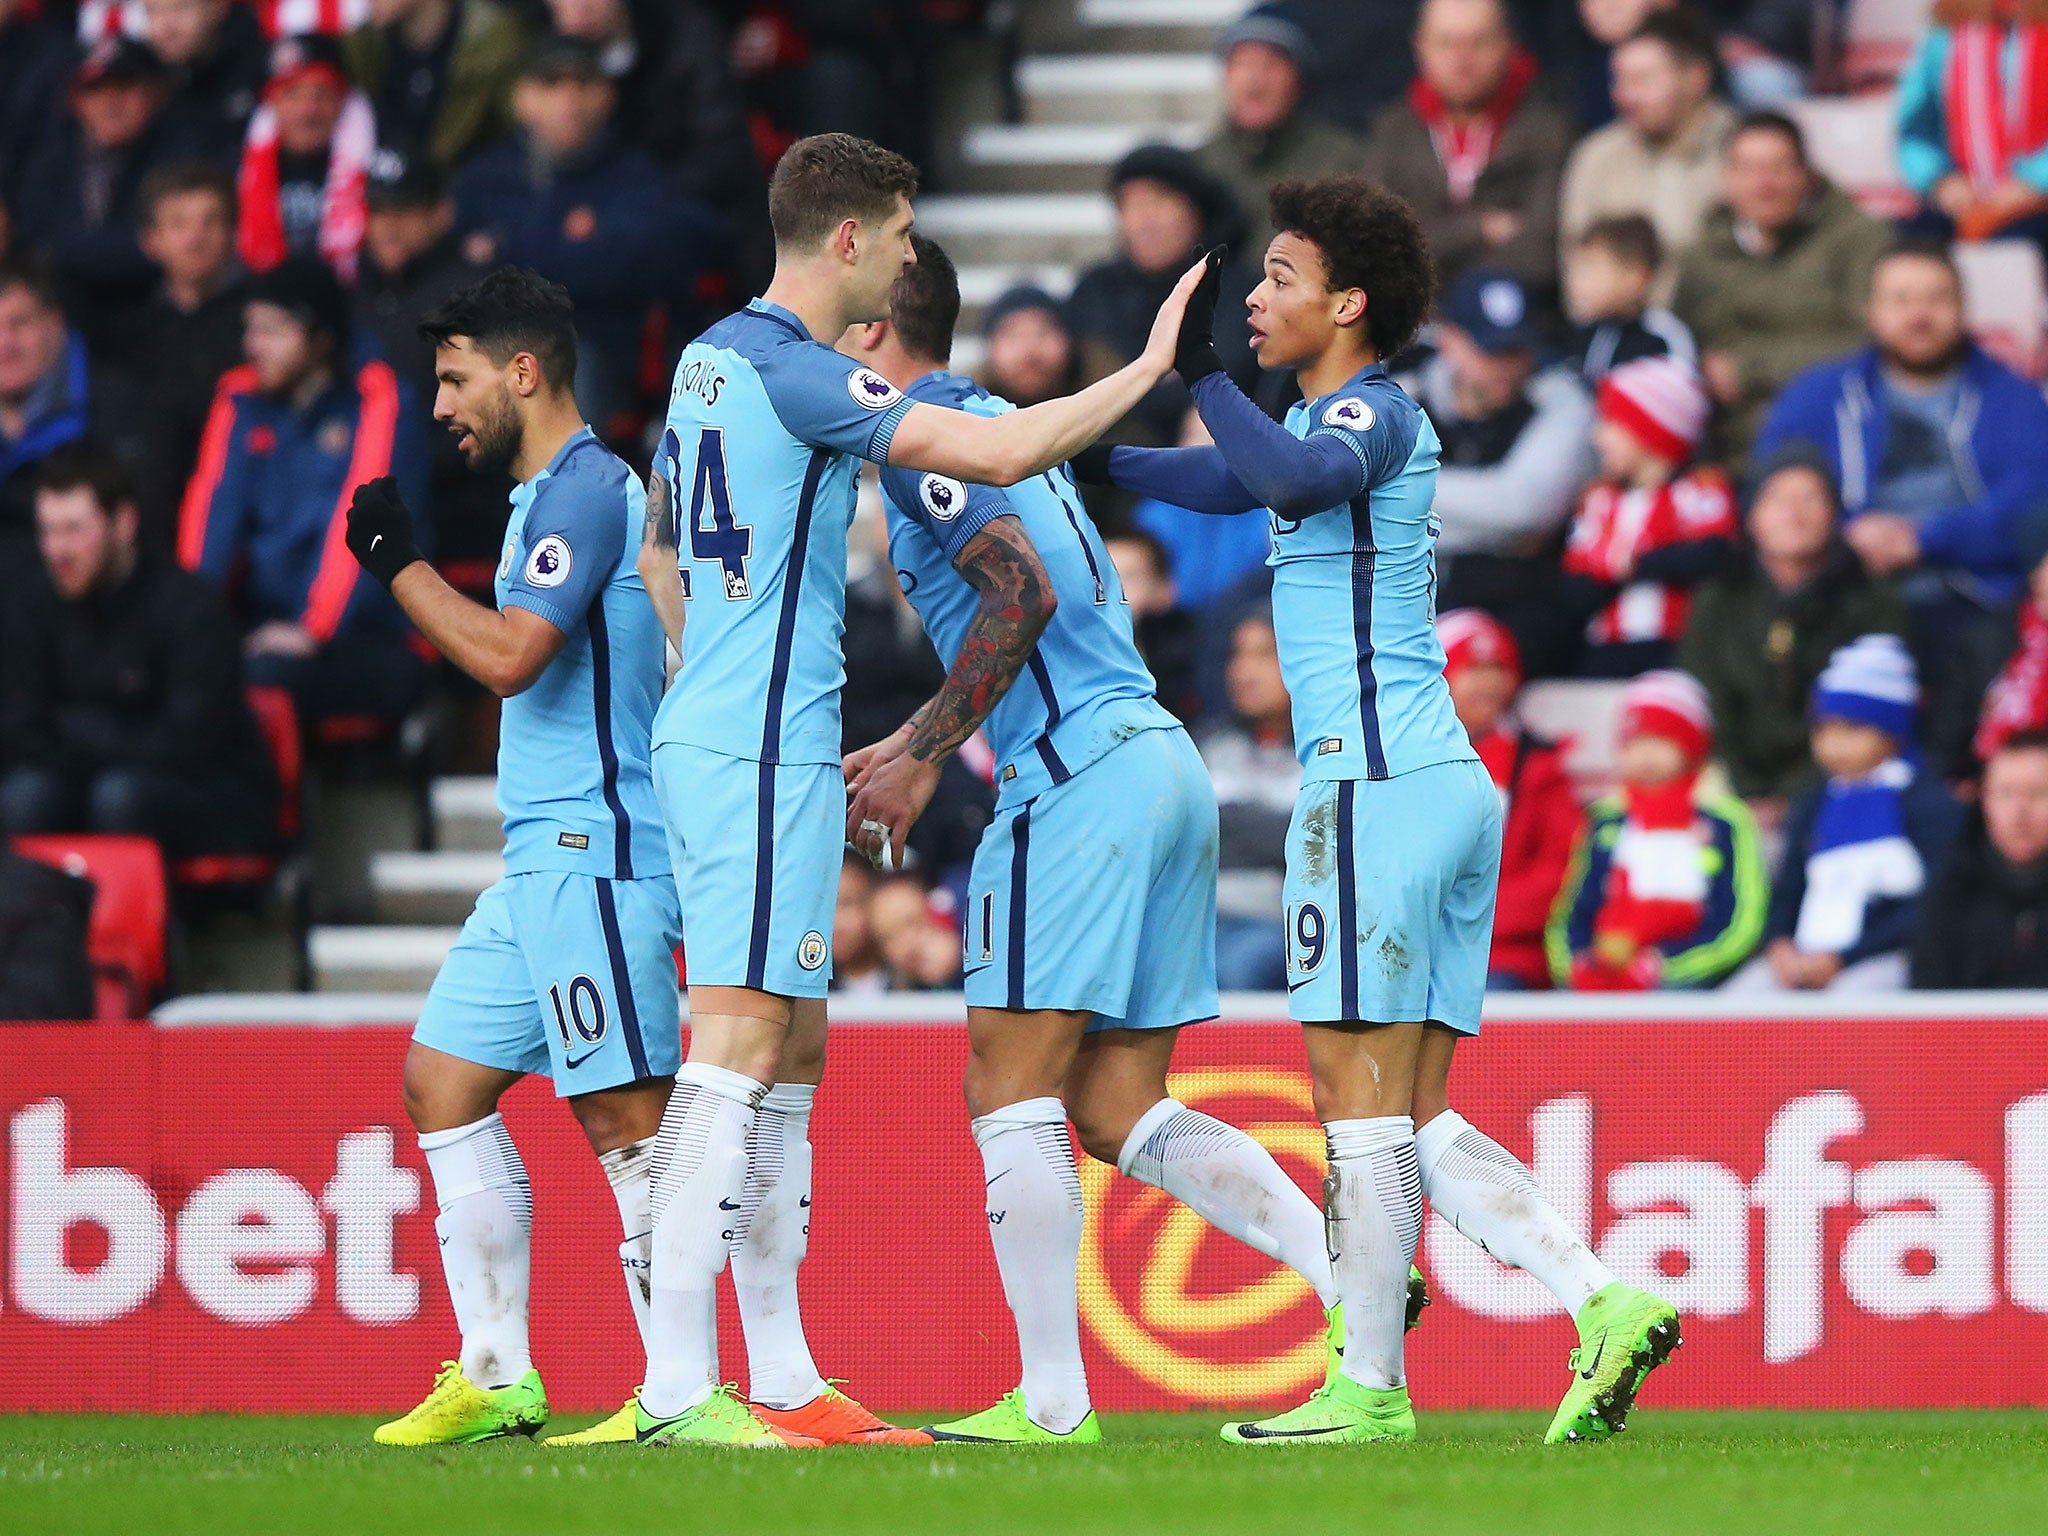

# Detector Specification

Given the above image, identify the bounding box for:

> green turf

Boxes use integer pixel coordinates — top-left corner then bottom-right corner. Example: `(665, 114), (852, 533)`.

(3, 1411), (2044, 1535)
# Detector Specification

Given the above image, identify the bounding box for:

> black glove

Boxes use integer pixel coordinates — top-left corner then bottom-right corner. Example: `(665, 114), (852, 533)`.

(1069, 443), (1116, 485)
(346, 475), (424, 589)
(1174, 246), (1225, 385)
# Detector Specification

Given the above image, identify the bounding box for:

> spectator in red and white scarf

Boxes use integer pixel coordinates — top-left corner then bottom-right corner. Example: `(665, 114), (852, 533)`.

(1438, 608), (1579, 989)
(1898, 1), (2048, 249)
(1564, 354), (1737, 677)
(237, 33), (376, 282)
(1976, 553), (2048, 759)
(1358, 0), (1578, 291)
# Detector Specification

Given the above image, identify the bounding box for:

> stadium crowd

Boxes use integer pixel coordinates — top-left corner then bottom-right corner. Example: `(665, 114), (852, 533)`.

(5, 0), (2048, 1004)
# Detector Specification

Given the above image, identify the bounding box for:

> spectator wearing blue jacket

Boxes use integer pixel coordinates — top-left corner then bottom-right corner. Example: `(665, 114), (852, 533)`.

(1753, 242), (2048, 625)
(452, 37), (718, 435)
(177, 256), (426, 726)
(0, 262), (92, 553)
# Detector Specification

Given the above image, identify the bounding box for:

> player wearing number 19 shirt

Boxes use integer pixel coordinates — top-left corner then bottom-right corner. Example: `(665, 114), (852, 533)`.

(631, 135), (1211, 1449)
(1084, 178), (1681, 1446)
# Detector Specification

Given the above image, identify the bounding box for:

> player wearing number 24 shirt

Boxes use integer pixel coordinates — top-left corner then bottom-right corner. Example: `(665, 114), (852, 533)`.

(629, 133), (1213, 1450)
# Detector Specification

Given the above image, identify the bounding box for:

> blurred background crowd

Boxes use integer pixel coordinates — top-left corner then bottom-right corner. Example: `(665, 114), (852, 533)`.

(7, 0), (2048, 1013)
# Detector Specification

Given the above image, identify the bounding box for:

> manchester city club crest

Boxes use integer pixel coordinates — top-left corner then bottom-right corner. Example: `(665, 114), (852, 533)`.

(797, 930), (828, 971)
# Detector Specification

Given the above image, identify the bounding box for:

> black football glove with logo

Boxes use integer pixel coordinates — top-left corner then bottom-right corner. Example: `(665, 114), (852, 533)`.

(346, 475), (425, 589)
(1173, 246), (1226, 386)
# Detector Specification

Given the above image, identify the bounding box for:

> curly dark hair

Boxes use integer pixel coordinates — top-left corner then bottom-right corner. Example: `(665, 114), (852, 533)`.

(1267, 176), (1436, 360)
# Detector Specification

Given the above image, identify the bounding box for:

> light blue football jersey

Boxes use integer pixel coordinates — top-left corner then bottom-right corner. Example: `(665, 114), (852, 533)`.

(650, 299), (914, 766)
(878, 372), (1178, 807)
(493, 427), (670, 879)
(1271, 363), (1476, 783)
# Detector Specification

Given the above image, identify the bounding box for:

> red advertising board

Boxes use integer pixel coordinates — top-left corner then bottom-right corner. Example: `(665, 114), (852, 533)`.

(3, 1009), (2046, 1413)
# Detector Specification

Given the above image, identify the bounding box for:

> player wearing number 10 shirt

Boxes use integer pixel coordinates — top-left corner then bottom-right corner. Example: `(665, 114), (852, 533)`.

(631, 134), (1212, 1450)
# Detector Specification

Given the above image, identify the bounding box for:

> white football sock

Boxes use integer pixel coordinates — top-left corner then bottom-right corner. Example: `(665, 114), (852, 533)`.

(1415, 1110), (1615, 1316)
(1118, 1098), (1335, 1309)
(1324, 1116), (1421, 1392)
(419, 1112), (533, 1389)
(642, 1063), (764, 1417)
(973, 1097), (1091, 1434)
(598, 1135), (655, 1349)
(731, 1082), (826, 1410)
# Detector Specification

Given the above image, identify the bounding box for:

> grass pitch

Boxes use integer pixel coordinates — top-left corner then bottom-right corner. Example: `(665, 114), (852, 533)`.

(3, 1411), (2043, 1536)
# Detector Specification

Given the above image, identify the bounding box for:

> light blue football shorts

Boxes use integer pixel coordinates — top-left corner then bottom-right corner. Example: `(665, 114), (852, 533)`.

(654, 741), (841, 998)
(413, 870), (683, 1095)
(1282, 757), (1502, 1032)
(963, 724), (1219, 1032)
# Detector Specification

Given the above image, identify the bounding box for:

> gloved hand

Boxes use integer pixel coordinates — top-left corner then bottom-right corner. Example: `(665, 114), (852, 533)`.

(1069, 444), (1116, 485)
(346, 475), (425, 589)
(1174, 246), (1226, 385)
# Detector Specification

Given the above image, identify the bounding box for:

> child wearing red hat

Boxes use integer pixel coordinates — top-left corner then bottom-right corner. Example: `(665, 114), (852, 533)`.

(1563, 356), (1738, 678)
(1546, 670), (1769, 990)
(1438, 608), (1579, 989)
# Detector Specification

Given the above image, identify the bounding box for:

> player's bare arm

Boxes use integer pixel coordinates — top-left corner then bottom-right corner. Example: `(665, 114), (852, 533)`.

(347, 475), (568, 697)
(845, 515), (1055, 865)
(635, 468), (687, 657)
(881, 254), (1210, 485)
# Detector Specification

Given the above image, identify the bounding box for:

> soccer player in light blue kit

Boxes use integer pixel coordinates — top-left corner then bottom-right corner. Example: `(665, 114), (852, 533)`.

(340, 269), (681, 1446)
(837, 236), (1429, 1444)
(1082, 178), (1681, 1445)
(633, 134), (1209, 1448)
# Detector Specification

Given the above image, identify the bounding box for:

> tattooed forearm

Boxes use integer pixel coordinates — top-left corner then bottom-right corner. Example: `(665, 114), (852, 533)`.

(905, 517), (1056, 765)
(643, 467), (677, 553)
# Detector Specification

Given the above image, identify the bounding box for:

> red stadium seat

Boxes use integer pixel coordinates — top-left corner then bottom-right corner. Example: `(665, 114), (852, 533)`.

(12, 834), (168, 1018)
(173, 684), (303, 887)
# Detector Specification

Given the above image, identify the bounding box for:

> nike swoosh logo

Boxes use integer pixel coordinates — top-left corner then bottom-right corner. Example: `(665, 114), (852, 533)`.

(1233, 1423), (1341, 1439)
(799, 1196), (811, 1208)
(1288, 977), (1316, 992)
(563, 1048), (602, 1069)
(370, 535), (383, 550)
(985, 1170), (1009, 1188)
(1579, 1337), (1606, 1380)
(961, 964), (992, 979)
(718, 1197), (742, 1211)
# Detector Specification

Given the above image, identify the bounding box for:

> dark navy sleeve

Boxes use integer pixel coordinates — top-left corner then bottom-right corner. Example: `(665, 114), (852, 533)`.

(754, 340), (913, 463)
(1104, 445), (1264, 514)
(879, 465), (1012, 563)
(1190, 373), (1370, 517)
(502, 458), (625, 633)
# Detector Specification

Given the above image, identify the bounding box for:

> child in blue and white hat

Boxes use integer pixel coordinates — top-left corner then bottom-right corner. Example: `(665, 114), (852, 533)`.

(1732, 634), (1963, 993)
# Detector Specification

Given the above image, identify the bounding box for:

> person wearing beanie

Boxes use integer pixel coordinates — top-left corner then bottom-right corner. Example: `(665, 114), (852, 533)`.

(977, 285), (1082, 409)
(1194, 6), (1365, 256)
(238, 35), (378, 283)
(1439, 608), (1578, 988)
(1562, 354), (1737, 677)
(1547, 669), (1769, 990)
(1679, 447), (1910, 817)
(176, 253), (426, 726)
(1064, 143), (1259, 445)
(1733, 634), (1963, 992)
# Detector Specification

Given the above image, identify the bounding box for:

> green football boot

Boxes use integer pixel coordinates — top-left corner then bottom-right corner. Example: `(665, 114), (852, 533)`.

(1222, 1376), (1416, 1446)
(1544, 1282), (1683, 1444)
(373, 1361), (548, 1445)
(924, 1390), (1102, 1444)
(635, 1384), (809, 1448)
